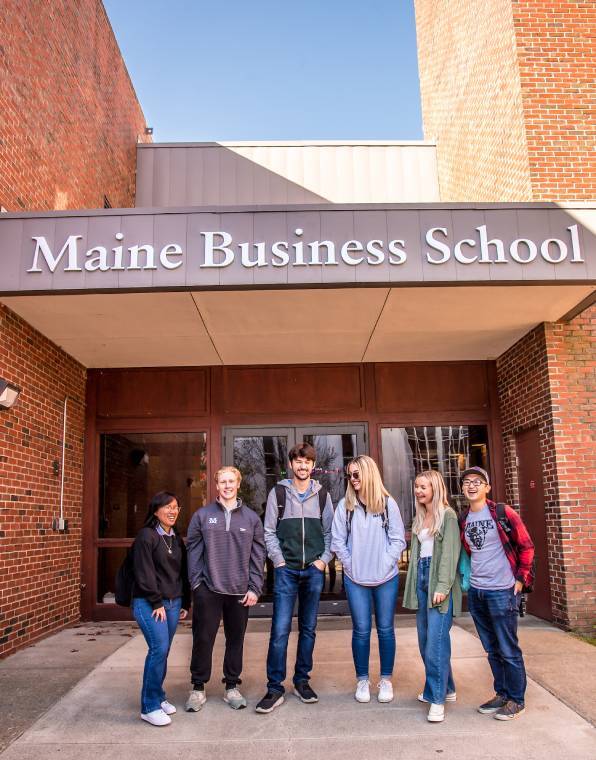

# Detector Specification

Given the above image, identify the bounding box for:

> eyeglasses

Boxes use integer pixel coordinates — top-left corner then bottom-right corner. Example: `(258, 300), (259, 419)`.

(348, 472), (361, 481)
(462, 479), (485, 488)
(162, 505), (182, 512)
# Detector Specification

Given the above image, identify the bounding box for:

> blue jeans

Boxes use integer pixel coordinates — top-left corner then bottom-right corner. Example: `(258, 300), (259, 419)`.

(344, 573), (399, 679)
(132, 597), (181, 714)
(415, 557), (456, 704)
(467, 585), (527, 705)
(266, 564), (325, 693)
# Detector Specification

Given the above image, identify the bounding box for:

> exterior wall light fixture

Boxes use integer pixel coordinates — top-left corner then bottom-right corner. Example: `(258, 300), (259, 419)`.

(0, 379), (21, 409)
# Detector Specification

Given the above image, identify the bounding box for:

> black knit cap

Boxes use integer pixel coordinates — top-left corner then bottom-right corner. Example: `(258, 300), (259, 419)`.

(460, 466), (490, 484)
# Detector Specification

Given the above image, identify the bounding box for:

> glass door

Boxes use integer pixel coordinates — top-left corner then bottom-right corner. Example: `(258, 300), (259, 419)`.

(223, 424), (368, 613)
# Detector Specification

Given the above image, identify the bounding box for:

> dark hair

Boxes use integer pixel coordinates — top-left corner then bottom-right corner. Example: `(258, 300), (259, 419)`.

(143, 491), (179, 530)
(288, 442), (316, 463)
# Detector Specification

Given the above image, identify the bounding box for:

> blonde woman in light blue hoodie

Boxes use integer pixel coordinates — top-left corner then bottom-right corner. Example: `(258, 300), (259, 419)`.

(331, 455), (406, 704)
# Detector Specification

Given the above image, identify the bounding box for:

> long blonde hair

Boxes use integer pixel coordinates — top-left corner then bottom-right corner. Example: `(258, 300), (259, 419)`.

(412, 470), (449, 537)
(345, 455), (389, 514)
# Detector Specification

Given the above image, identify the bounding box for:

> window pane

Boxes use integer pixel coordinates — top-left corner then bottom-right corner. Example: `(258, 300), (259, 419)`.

(381, 426), (489, 531)
(302, 433), (357, 505)
(233, 436), (288, 517)
(97, 546), (128, 604)
(99, 432), (207, 538)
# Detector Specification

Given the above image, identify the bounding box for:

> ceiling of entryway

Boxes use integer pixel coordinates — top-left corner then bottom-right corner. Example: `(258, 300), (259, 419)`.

(2, 284), (593, 367)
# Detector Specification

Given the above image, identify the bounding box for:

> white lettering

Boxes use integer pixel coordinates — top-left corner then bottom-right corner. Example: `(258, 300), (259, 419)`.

(28, 235), (82, 273)
(425, 228), (450, 264)
(540, 239), (567, 264)
(568, 225), (584, 262)
(510, 238), (537, 263)
(309, 240), (336, 265)
(388, 239), (407, 265)
(84, 246), (109, 272)
(477, 225), (506, 263)
(271, 241), (289, 267)
(127, 244), (156, 270)
(240, 241), (267, 267)
(454, 238), (477, 264)
(341, 240), (364, 265)
(201, 231), (234, 267)
(112, 244), (125, 270)
(293, 240), (306, 266)
(159, 243), (183, 270)
(365, 240), (385, 265)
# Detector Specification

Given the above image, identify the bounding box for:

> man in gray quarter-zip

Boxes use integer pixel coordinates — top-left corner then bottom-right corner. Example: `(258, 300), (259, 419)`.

(185, 466), (265, 712)
(255, 442), (334, 714)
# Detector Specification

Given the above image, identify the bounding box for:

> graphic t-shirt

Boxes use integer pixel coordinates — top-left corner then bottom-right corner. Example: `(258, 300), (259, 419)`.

(464, 505), (515, 590)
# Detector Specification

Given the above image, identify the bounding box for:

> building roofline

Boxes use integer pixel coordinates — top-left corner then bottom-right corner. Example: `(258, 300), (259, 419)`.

(137, 140), (437, 149)
(1, 201), (594, 220)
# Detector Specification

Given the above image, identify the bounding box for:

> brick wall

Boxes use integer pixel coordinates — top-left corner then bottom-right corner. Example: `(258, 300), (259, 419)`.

(512, 0), (595, 200)
(414, 0), (595, 200)
(497, 305), (596, 631)
(543, 306), (596, 629)
(414, 0), (533, 201)
(0, 304), (86, 657)
(0, 0), (150, 212)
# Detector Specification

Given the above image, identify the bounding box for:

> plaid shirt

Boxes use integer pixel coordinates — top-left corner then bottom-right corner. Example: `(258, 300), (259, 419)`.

(459, 499), (535, 586)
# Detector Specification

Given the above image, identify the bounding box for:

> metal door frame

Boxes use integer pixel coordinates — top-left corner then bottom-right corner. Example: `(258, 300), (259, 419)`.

(221, 423), (368, 617)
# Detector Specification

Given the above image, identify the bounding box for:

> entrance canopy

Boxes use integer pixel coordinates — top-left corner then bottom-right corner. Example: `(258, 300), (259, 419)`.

(1, 203), (593, 367)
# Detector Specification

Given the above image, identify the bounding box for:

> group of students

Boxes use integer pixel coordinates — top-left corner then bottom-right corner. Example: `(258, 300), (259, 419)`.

(130, 442), (534, 727)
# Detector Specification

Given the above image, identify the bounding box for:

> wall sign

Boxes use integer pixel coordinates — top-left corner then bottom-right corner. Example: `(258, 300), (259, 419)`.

(0, 205), (593, 293)
(27, 224), (584, 274)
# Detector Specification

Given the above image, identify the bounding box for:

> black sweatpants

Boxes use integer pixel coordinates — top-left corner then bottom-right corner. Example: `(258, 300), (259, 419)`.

(190, 584), (249, 688)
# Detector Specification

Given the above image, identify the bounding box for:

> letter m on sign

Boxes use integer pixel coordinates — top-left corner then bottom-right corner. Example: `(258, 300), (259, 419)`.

(28, 236), (82, 273)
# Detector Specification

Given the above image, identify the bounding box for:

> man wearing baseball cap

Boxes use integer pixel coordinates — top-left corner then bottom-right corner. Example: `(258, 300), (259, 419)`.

(458, 466), (534, 721)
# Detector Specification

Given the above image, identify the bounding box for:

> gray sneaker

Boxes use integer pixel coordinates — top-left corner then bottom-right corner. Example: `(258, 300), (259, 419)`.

(494, 700), (525, 720)
(223, 687), (247, 710)
(477, 694), (508, 714)
(185, 689), (207, 712)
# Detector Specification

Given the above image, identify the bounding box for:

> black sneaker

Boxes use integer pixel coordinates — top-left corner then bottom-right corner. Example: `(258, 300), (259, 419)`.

(293, 681), (319, 703)
(477, 694), (509, 714)
(494, 700), (525, 720)
(255, 691), (284, 714)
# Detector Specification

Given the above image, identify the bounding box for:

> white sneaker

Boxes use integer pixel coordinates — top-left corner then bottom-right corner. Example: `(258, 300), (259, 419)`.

(160, 700), (176, 715)
(223, 687), (247, 710)
(377, 678), (394, 703)
(141, 709), (171, 726)
(418, 691), (456, 703)
(427, 703), (445, 722)
(185, 689), (207, 712)
(355, 679), (371, 703)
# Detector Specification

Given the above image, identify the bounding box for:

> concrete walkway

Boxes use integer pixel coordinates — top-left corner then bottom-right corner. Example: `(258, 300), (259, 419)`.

(1, 616), (594, 760)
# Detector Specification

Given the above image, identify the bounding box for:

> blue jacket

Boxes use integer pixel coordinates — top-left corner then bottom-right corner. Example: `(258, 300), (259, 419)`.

(331, 496), (406, 586)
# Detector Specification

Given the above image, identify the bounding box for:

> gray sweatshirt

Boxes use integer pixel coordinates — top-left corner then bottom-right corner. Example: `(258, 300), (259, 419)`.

(331, 496), (406, 586)
(186, 500), (265, 596)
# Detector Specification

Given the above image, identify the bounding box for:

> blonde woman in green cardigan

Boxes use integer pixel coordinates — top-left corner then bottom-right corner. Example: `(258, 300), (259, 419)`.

(403, 470), (461, 723)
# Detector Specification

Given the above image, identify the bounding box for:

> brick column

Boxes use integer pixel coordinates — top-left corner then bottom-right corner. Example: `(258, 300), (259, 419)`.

(497, 305), (596, 631)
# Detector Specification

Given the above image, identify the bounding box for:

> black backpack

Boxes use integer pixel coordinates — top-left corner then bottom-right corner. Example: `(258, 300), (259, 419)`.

(346, 498), (389, 539)
(115, 547), (135, 606)
(494, 502), (537, 594)
(274, 484), (328, 524)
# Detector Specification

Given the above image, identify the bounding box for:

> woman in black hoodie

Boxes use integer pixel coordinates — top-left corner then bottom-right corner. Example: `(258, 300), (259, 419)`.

(132, 491), (190, 726)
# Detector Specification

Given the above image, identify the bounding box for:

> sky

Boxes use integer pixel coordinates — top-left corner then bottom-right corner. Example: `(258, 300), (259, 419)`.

(103, 1), (423, 143)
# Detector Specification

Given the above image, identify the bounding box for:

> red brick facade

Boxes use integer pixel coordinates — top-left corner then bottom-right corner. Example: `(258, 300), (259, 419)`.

(0, 304), (86, 657)
(414, 0), (595, 201)
(497, 305), (596, 632)
(512, 0), (595, 200)
(0, 0), (150, 212)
